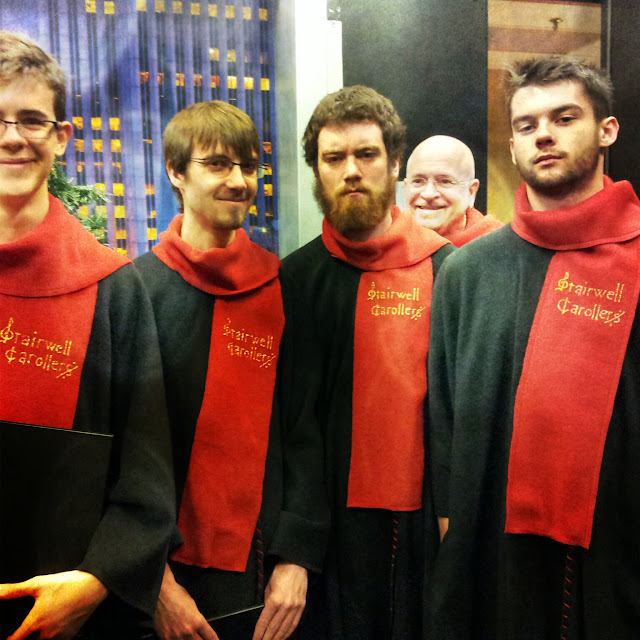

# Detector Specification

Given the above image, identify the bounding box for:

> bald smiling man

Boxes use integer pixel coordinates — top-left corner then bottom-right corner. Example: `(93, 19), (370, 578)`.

(404, 135), (502, 246)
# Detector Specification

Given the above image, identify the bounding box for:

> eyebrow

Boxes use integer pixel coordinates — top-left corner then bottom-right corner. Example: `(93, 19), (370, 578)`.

(512, 103), (584, 128)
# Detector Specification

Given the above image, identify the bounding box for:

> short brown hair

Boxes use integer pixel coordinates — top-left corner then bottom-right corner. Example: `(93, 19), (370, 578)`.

(302, 85), (406, 171)
(505, 56), (613, 123)
(163, 100), (260, 209)
(0, 31), (66, 121)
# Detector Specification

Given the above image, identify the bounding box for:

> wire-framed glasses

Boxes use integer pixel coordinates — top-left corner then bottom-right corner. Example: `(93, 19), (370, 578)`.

(0, 117), (59, 139)
(190, 156), (267, 179)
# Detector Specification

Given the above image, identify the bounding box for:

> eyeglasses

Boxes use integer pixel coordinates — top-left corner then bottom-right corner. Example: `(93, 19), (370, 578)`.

(190, 156), (267, 179)
(0, 117), (59, 139)
(408, 176), (471, 192)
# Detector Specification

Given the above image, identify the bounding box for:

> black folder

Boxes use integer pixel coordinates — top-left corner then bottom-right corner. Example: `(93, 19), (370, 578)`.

(208, 604), (265, 640)
(0, 420), (113, 637)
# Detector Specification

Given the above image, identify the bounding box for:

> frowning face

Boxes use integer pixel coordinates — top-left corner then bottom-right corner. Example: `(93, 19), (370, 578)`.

(314, 121), (398, 238)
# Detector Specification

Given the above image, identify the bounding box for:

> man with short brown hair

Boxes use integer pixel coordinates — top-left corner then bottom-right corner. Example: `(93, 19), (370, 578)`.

(427, 56), (640, 639)
(282, 85), (454, 639)
(136, 99), (327, 640)
(0, 30), (174, 640)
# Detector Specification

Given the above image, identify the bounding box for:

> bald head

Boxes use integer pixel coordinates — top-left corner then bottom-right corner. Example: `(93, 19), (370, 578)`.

(405, 135), (480, 237)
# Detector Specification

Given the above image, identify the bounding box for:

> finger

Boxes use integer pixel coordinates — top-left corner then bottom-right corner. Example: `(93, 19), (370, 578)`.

(7, 607), (38, 640)
(274, 606), (304, 640)
(0, 581), (34, 600)
(259, 605), (289, 640)
(198, 620), (219, 640)
(253, 603), (277, 640)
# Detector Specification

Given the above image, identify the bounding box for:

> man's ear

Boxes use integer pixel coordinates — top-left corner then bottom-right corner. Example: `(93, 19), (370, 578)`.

(391, 158), (400, 179)
(166, 162), (186, 190)
(599, 116), (619, 149)
(509, 138), (516, 166)
(54, 121), (73, 157)
(468, 179), (480, 206)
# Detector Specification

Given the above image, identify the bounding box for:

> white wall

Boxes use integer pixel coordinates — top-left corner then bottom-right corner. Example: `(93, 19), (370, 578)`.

(274, 0), (343, 258)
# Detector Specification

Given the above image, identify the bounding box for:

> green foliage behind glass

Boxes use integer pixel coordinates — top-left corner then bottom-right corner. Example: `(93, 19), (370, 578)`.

(47, 161), (109, 244)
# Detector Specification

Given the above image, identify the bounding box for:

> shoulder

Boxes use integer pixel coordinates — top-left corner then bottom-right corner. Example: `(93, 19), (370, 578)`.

(281, 236), (328, 275)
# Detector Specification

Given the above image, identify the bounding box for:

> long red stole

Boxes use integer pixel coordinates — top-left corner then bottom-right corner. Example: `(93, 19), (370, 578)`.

(0, 195), (129, 428)
(506, 179), (640, 548)
(448, 208), (503, 247)
(322, 207), (449, 510)
(154, 216), (284, 571)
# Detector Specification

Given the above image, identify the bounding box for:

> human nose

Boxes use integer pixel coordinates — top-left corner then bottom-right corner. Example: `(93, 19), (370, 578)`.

(535, 120), (555, 147)
(419, 178), (440, 198)
(343, 154), (362, 180)
(0, 120), (27, 144)
(225, 163), (248, 188)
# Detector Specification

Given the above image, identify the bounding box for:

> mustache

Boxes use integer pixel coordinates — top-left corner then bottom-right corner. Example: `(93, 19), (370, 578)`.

(337, 186), (371, 197)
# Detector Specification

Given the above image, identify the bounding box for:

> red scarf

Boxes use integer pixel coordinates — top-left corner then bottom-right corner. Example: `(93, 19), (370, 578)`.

(448, 207), (503, 247)
(506, 179), (640, 548)
(156, 216), (284, 571)
(0, 195), (128, 428)
(322, 207), (449, 510)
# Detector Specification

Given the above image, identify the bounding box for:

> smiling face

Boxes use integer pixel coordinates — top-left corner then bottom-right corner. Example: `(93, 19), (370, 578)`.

(314, 120), (398, 239)
(167, 141), (258, 242)
(0, 75), (71, 211)
(404, 136), (479, 237)
(509, 80), (617, 203)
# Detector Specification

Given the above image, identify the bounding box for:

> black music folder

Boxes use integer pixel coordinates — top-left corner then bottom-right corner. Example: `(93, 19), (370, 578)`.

(208, 604), (265, 640)
(0, 420), (113, 638)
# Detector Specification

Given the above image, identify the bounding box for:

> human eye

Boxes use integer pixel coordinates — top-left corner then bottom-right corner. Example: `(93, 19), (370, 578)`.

(19, 116), (47, 130)
(411, 178), (427, 188)
(240, 161), (259, 175)
(516, 122), (534, 134)
(205, 157), (231, 172)
(356, 148), (380, 161)
(436, 177), (456, 188)
(557, 114), (576, 125)
(322, 154), (343, 165)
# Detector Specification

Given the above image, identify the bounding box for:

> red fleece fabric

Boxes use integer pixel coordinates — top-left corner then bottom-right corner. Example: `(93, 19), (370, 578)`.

(157, 216), (284, 571)
(0, 195), (128, 428)
(448, 207), (503, 247)
(506, 179), (640, 548)
(323, 207), (449, 510)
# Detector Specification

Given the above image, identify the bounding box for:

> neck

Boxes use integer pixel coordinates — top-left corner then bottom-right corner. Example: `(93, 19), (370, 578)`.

(526, 168), (605, 212)
(441, 210), (468, 239)
(181, 210), (237, 250)
(0, 188), (50, 244)
(344, 208), (393, 242)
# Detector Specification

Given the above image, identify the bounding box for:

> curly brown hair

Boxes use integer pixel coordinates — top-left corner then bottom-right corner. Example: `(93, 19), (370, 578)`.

(302, 85), (406, 171)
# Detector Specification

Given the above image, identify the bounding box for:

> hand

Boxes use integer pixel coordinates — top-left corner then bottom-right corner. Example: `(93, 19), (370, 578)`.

(0, 570), (108, 640)
(154, 565), (219, 640)
(253, 562), (307, 640)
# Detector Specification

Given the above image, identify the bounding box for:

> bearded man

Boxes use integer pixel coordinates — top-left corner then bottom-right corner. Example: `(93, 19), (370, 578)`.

(427, 57), (640, 639)
(280, 85), (454, 640)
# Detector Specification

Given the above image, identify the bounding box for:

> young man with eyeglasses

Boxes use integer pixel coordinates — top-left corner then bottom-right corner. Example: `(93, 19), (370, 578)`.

(135, 100), (328, 640)
(280, 86), (455, 639)
(404, 135), (502, 246)
(0, 31), (175, 640)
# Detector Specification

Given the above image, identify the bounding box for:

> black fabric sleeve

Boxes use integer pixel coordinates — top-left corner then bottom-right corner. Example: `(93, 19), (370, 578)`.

(269, 260), (330, 573)
(75, 264), (175, 617)
(427, 250), (460, 519)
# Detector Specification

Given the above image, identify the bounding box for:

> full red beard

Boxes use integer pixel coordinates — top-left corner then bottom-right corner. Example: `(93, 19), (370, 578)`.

(314, 172), (396, 237)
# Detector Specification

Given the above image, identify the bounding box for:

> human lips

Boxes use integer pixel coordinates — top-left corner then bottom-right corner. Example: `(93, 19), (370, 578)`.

(0, 157), (35, 166)
(534, 153), (563, 165)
